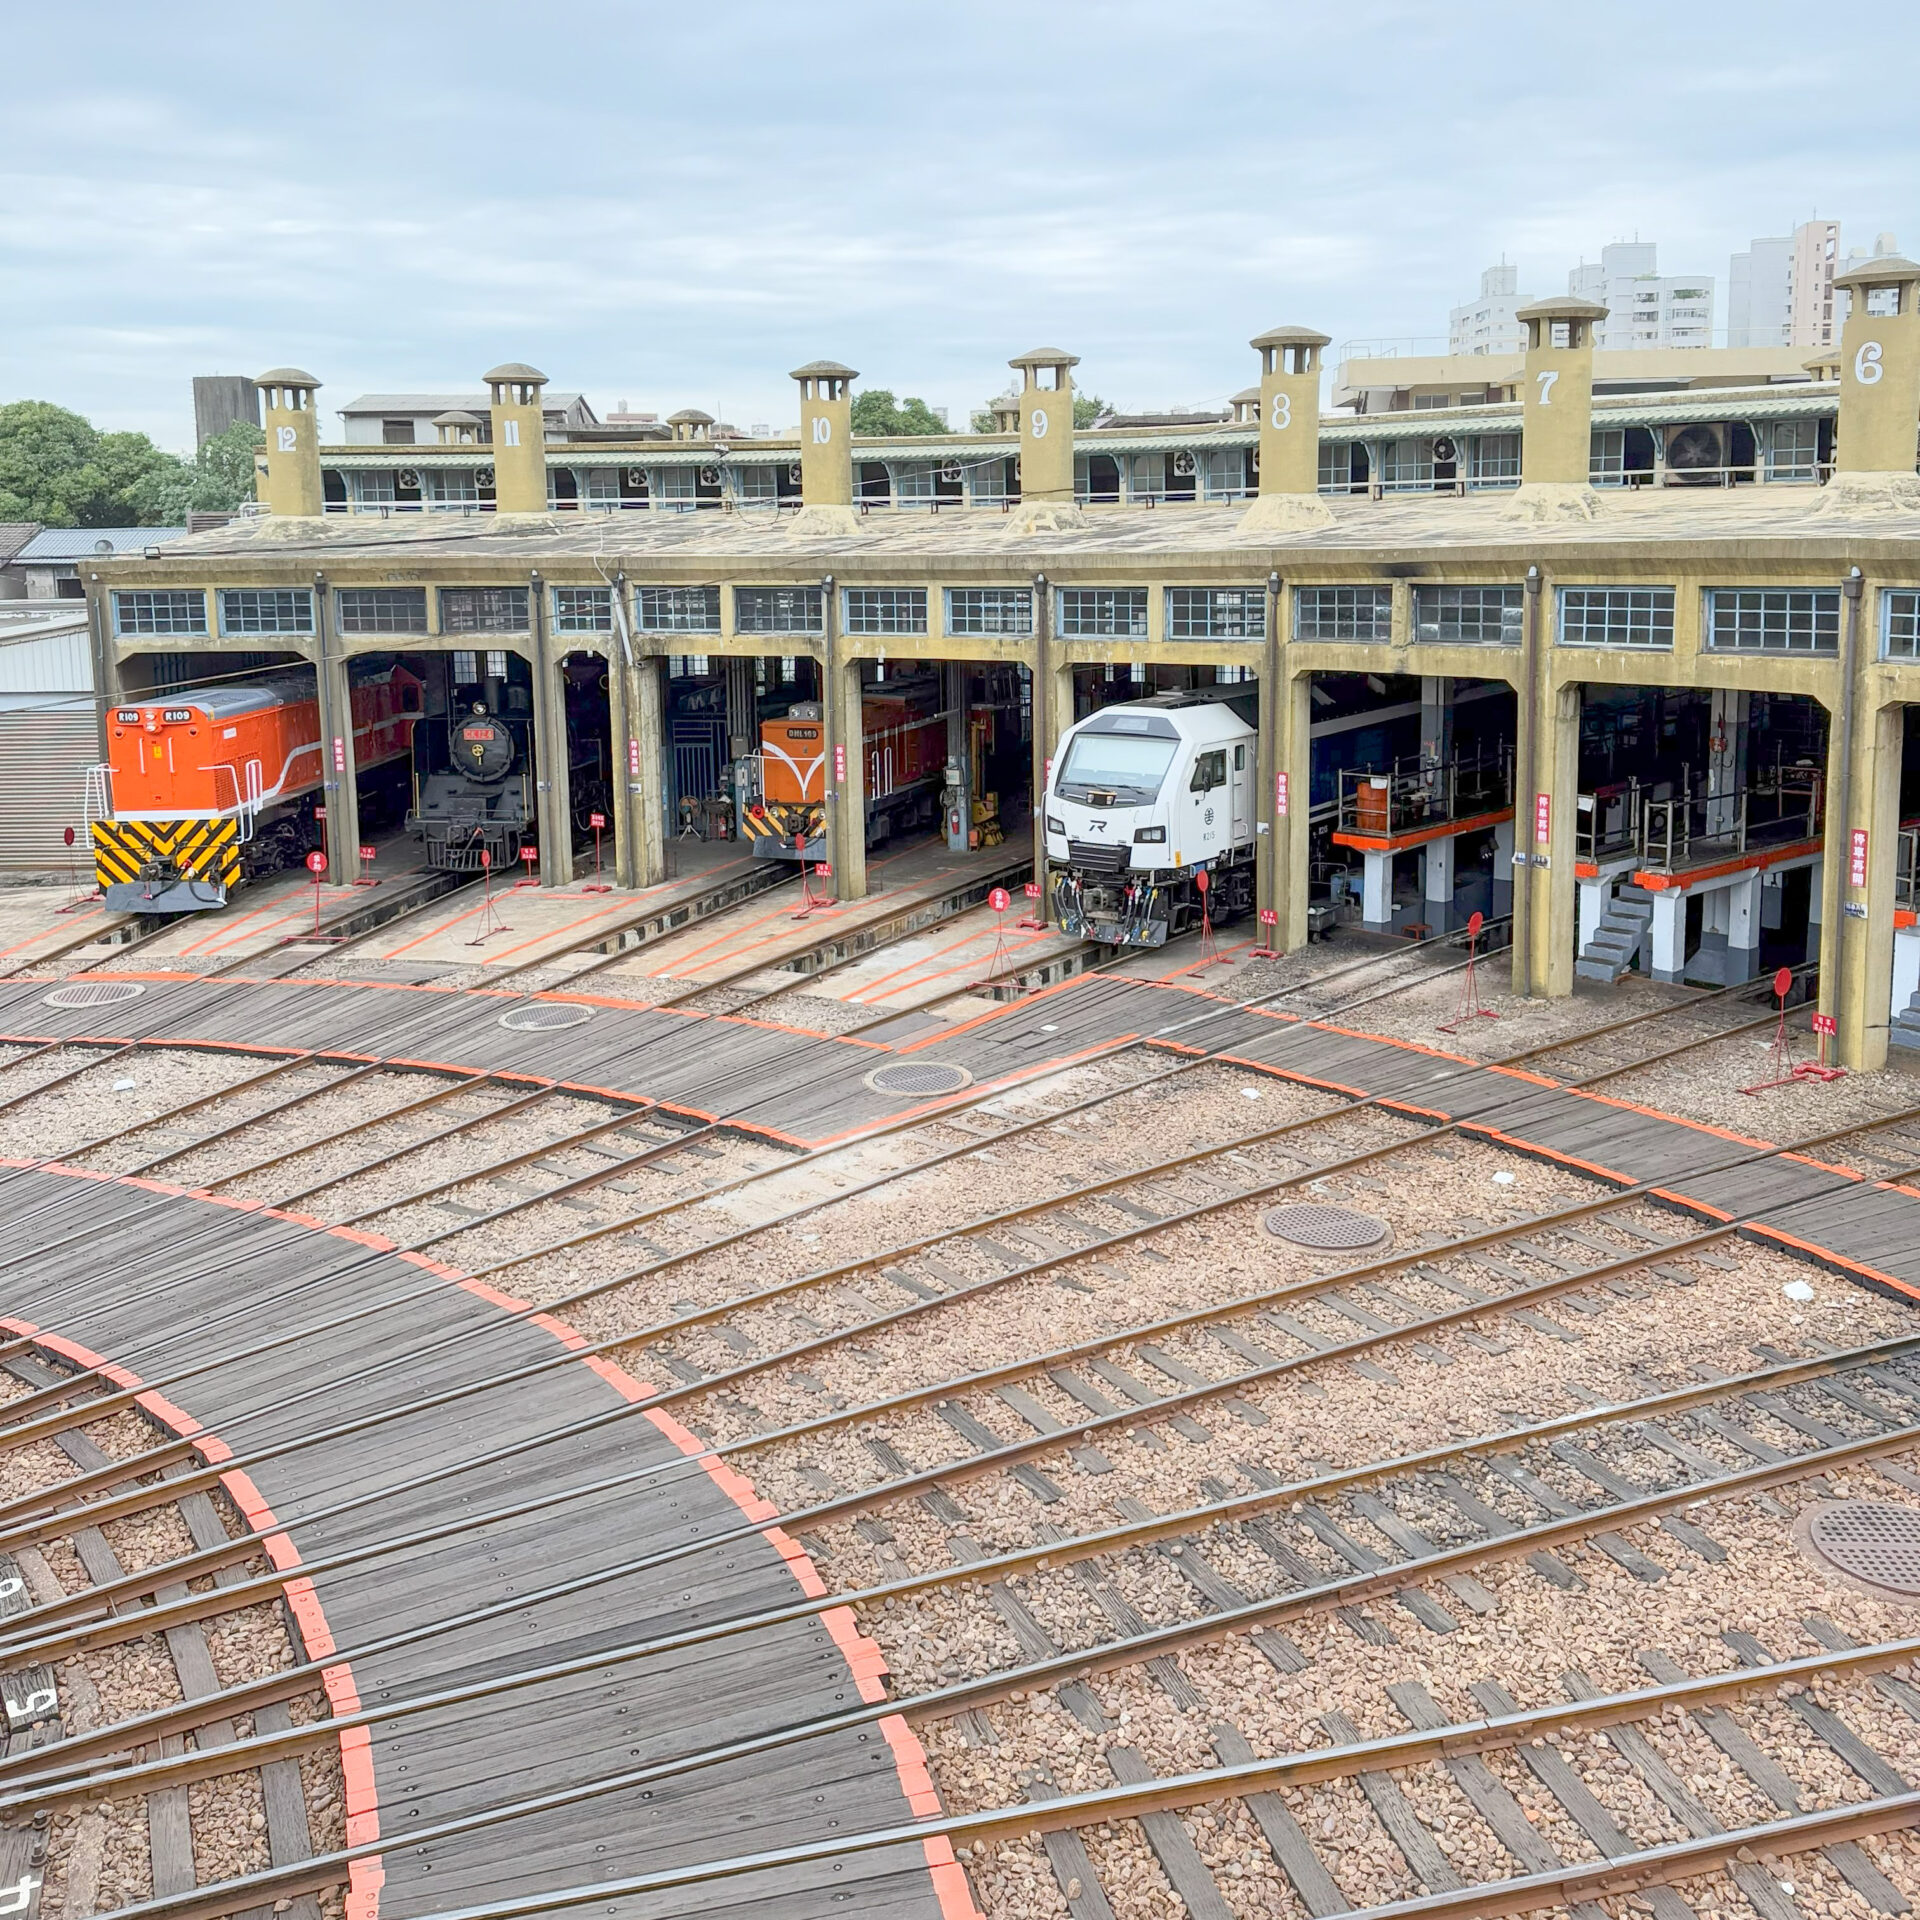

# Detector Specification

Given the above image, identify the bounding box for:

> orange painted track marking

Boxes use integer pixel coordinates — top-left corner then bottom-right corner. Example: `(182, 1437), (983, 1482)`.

(0, 906), (104, 959)
(844, 923), (1057, 1005)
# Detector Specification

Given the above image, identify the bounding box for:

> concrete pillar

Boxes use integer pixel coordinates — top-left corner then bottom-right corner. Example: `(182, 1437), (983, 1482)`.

(1423, 833), (1454, 930)
(604, 635), (636, 889)
(1029, 574), (1052, 918)
(1279, 669), (1312, 951)
(1724, 869), (1763, 981)
(1421, 674), (1454, 766)
(631, 653), (668, 886)
(1514, 297), (1607, 491)
(528, 592), (567, 886)
(314, 638), (360, 889)
(832, 649), (868, 901)
(255, 369), (324, 518)
(1361, 850), (1393, 929)
(1808, 854), (1825, 968)
(1256, 573), (1281, 937)
(943, 661), (970, 852)
(1577, 875), (1610, 952)
(486, 363), (550, 514)
(1832, 254), (1920, 480)
(1649, 889), (1686, 983)
(1529, 680), (1581, 997)
(1837, 693), (1902, 1070)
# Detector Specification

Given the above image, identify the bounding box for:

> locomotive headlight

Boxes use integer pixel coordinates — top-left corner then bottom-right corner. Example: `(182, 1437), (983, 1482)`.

(1133, 825), (1166, 844)
(1046, 814), (1065, 835)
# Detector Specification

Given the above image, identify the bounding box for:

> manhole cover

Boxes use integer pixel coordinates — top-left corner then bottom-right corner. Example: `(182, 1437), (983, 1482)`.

(1262, 1203), (1393, 1252)
(1806, 1501), (1920, 1596)
(499, 1001), (594, 1032)
(864, 1061), (974, 1097)
(43, 980), (145, 1009)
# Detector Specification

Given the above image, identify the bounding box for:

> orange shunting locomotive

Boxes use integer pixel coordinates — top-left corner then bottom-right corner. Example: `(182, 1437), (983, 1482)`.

(92, 667), (423, 912)
(741, 682), (946, 860)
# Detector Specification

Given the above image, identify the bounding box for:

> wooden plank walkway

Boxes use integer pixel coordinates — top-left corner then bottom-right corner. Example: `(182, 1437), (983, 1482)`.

(1, 1169), (950, 1920)
(2, 964), (1916, 1296)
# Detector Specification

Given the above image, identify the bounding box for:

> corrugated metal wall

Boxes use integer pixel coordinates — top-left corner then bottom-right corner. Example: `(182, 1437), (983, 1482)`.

(0, 706), (98, 870)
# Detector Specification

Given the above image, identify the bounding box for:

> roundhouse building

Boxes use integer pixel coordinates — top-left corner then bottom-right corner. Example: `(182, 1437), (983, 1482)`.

(85, 258), (1920, 1069)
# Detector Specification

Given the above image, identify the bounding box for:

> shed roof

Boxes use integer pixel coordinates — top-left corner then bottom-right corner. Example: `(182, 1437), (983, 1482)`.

(15, 527), (188, 562)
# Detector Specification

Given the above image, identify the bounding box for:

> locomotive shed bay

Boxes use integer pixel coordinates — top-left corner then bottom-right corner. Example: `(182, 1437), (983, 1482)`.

(14, 274), (1920, 1918)
(0, 902), (1910, 1920)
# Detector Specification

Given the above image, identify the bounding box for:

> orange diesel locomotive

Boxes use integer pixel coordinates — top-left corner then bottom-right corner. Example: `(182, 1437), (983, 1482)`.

(741, 685), (945, 860)
(92, 667), (424, 911)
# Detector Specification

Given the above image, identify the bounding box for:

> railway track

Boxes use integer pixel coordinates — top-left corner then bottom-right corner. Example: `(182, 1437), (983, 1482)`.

(0, 896), (1911, 1918)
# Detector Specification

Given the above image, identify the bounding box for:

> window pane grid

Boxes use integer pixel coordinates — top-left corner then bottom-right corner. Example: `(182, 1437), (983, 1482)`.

(1166, 587), (1265, 640)
(1885, 590), (1920, 660)
(552, 586), (612, 633)
(1058, 589), (1148, 637)
(843, 588), (928, 635)
(337, 588), (428, 635)
(945, 588), (1032, 636)
(1706, 588), (1839, 654)
(218, 588), (313, 636)
(112, 590), (206, 636)
(1413, 585), (1522, 645)
(441, 587), (530, 635)
(635, 586), (721, 634)
(1293, 586), (1392, 642)
(734, 586), (824, 635)
(1557, 588), (1675, 648)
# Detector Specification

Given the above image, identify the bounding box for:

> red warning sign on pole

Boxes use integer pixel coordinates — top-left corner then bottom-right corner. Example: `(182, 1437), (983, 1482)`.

(1812, 1011), (1837, 1037)
(1534, 792), (1552, 844)
(1275, 771), (1289, 817)
(1850, 827), (1869, 887)
(333, 737), (346, 772)
(627, 737), (641, 777)
(988, 886), (1011, 913)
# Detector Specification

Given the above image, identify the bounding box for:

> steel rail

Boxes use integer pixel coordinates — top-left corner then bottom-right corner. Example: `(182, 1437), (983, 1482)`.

(0, 1020), (1906, 1603)
(4, 1109), (1912, 1666)
(5, 1333), (1910, 1801)
(32, 1604), (1920, 1920)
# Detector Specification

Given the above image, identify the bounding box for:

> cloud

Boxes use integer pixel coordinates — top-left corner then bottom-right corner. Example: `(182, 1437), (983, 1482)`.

(1, 0), (1916, 445)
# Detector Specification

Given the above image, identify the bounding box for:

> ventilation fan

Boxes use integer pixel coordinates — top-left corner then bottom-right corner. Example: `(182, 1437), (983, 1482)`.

(1665, 424), (1724, 474)
(788, 462), (803, 485)
(1431, 437), (1458, 464)
(625, 468), (647, 489)
(699, 466), (721, 487)
(1172, 449), (1197, 477)
(939, 462), (963, 484)
(396, 468), (420, 490)
(475, 466), (495, 488)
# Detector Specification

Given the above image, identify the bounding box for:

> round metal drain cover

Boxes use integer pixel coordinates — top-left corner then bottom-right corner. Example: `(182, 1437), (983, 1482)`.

(499, 1001), (594, 1032)
(864, 1060), (974, 1097)
(1261, 1203), (1393, 1252)
(1807, 1502), (1920, 1596)
(43, 980), (145, 1009)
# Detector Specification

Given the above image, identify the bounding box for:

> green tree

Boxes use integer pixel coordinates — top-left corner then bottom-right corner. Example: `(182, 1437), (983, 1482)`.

(971, 392), (1109, 431)
(849, 388), (949, 436)
(0, 400), (189, 526)
(133, 420), (264, 522)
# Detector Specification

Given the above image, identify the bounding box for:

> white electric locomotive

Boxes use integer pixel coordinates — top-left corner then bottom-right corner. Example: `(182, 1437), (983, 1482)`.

(1045, 691), (1258, 948)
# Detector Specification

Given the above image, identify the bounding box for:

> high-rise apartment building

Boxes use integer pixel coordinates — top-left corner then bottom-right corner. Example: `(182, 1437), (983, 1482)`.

(1447, 261), (1535, 356)
(1728, 221), (1898, 350)
(1567, 242), (1714, 349)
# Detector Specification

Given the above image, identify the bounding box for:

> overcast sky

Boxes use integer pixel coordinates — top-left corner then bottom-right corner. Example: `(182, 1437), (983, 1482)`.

(4, 0), (1916, 449)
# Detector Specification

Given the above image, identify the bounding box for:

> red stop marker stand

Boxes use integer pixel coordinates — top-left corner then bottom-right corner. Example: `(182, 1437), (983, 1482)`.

(1017, 878), (1044, 932)
(466, 848), (514, 946)
(1740, 967), (1804, 1095)
(583, 812), (611, 892)
(1193, 868), (1227, 966)
(58, 824), (97, 912)
(305, 850), (328, 936)
(1437, 911), (1500, 1033)
(972, 884), (1015, 988)
(1250, 905), (1280, 959)
(792, 859), (834, 921)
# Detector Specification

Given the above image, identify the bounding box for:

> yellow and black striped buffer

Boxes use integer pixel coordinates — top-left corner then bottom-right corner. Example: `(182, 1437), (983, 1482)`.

(92, 818), (241, 889)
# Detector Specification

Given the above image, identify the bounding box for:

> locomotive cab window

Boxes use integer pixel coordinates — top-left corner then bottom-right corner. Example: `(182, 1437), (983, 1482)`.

(1189, 749), (1227, 794)
(1055, 727), (1178, 802)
